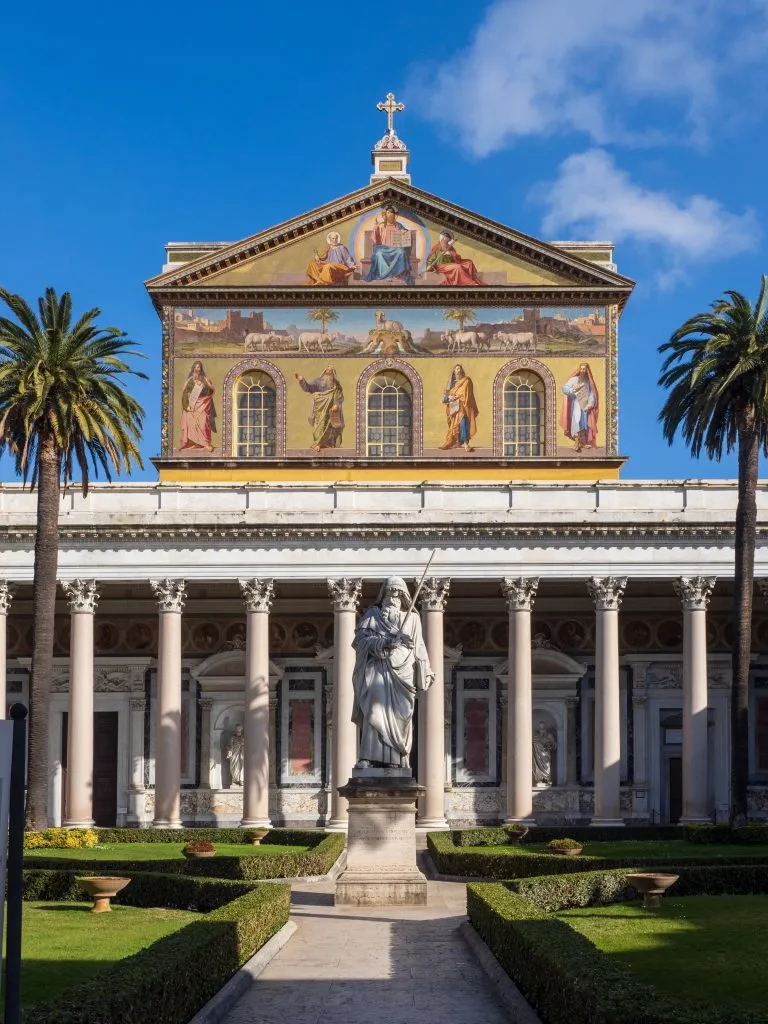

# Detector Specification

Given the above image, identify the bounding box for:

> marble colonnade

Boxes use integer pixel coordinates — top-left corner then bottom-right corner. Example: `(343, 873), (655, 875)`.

(18, 571), (722, 828)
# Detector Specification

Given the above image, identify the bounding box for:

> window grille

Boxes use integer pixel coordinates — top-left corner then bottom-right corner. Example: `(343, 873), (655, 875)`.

(503, 371), (544, 456)
(235, 371), (276, 457)
(366, 372), (413, 457)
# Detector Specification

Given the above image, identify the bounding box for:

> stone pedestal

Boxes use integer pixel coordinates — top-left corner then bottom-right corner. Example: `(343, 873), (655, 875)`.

(335, 772), (427, 906)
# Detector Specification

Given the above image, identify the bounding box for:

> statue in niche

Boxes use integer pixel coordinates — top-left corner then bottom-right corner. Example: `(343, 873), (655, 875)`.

(352, 576), (434, 770)
(532, 719), (557, 786)
(225, 724), (245, 786)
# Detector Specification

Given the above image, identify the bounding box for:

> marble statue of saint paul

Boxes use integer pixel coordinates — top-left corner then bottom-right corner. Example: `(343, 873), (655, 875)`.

(352, 576), (434, 770)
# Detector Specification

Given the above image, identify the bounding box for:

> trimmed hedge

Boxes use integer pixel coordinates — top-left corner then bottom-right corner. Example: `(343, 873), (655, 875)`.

(467, 874), (768, 1024)
(428, 830), (768, 880)
(22, 870), (291, 1024)
(24, 832), (345, 881)
(453, 825), (680, 847)
(23, 869), (256, 912)
(684, 823), (768, 844)
(92, 827), (322, 845)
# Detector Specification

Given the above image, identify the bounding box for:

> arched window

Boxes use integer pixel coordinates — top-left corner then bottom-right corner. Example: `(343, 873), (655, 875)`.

(502, 370), (544, 456)
(235, 370), (277, 457)
(366, 371), (413, 457)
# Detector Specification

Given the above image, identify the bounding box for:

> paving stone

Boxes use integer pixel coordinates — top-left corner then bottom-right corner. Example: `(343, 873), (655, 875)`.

(221, 878), (518, 1024)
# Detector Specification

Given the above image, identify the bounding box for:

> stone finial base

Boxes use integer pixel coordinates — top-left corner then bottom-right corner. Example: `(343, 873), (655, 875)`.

(334, 775), (427, 906)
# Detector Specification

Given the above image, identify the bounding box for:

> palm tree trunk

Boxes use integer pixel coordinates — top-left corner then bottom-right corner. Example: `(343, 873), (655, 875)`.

(24, 432), (61, 830)
(731, 424), (759, 824)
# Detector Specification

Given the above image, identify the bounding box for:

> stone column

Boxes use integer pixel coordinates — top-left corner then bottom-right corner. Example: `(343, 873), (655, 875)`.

(418, 578), (450, 829)
(501, 577), (539, 825)
(327, 578), (362, 830)
(238, 579), (274, 828)
(150, 579), (186, 828)
(0, 582), (12, 719)
(674, 576), (716, 824)
(587, 576), (627, 826)
(61, 579), (99, 828)
(566, 697), (579, 786)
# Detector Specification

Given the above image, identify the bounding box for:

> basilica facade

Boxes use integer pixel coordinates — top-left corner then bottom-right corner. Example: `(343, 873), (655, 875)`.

(3, 102), (768, 829)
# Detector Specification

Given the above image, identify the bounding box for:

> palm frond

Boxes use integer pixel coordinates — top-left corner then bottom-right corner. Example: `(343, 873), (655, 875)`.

(0, 287), (145, 493)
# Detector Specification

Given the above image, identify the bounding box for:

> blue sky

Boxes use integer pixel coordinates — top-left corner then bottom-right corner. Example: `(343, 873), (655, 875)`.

(2, 0), (767, 481)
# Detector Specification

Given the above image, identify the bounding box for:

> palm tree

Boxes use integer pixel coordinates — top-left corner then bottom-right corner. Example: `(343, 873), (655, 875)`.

(0, 288), (145, 829)
(443, 309), (477, 333)
(658, 277), (768, 823)
(307, 308), (339, 333)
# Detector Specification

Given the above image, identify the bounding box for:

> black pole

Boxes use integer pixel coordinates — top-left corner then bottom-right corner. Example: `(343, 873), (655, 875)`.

(4, 703), (28, 1024)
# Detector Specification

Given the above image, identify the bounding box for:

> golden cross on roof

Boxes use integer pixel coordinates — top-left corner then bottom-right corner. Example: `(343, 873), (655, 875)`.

(377, 92), (405, 134)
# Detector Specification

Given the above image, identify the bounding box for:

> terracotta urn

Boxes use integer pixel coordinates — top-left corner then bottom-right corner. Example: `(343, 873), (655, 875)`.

(561, 846), (583, 857)
(503, 826), (529, 846)
(181, 848), (216, 859)
(249, 829), (270, 846)
(76, 876), (131, 914)
(626, 872), (679, 909)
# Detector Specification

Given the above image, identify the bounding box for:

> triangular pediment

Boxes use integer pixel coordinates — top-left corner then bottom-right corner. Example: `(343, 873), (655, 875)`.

(145, 180), (633, 305)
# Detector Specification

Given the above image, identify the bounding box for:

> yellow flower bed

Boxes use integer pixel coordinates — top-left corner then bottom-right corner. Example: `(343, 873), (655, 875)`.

(23, 827), (99, 850)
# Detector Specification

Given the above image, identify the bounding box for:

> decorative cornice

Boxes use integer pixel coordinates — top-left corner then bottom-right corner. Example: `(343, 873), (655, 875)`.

(61, 579), (99, 613)
(327, 577), (362, 613)
(501, 577), (539, 612)
(150, 578), (187, 612)
(673, 576), (716, 611)
(587, 576), (627, 611)
(239, 578), (275, 613)
(0, 520), (756, 546)
(0, 581), (12, 615)
(419, 577), (451, 612)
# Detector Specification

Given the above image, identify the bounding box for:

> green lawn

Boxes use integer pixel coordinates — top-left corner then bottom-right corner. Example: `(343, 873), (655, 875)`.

(16, 902), (201, 1007)
(26, 842), (310, 860)
(463, 840), (768, 860)
(558, 896), (768, 1013)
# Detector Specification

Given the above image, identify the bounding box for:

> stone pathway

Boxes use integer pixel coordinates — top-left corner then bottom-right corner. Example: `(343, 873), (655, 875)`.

(223, 878), (516, 1024)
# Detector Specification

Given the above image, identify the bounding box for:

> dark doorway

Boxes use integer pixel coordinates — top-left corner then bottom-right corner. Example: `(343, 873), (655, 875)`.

(667, 756), (683, 824)
(93, 712), (118, 826)
(61, 710), (118, 826)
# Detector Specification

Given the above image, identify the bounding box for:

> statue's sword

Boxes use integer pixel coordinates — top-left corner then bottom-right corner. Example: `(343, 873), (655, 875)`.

(405, 550), (437, 617)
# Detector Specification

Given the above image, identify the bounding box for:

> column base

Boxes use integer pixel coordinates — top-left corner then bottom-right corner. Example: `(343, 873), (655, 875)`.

(240, 818), (271, 829)
(504, 816), (537, 827)
(590, 817), (625, 827)
(325, 818), (349, 832)
(63, 818), (96, 829)
(678, 815), (712, 825)
(152, 819), (183, 829)
(416, 817), (449, 831)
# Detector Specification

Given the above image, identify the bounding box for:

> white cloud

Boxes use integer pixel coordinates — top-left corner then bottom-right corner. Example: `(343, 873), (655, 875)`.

(535, 149), (760, 285)
(410, 0), (767, 156)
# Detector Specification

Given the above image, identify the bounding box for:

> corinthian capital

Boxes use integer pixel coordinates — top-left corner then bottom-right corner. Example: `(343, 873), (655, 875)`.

(61, 579), (99, 613)
(239, 578), (275, 613)
(673, 576), (716, 611)
(150, 578), (186, 613)
(419, 577), (450, 612)
(327, 577), (362, 613)
(0, 581), (13, 615)
(501, 577), (539, 612)
(587, 576), (627, 611)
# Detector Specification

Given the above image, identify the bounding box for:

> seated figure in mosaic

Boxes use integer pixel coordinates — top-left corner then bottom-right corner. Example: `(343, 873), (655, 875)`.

(352, 576), (434, 770)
